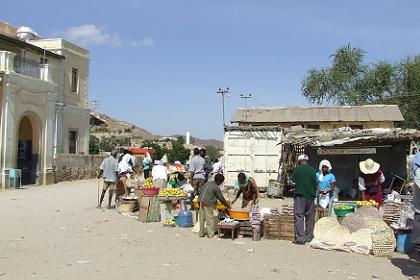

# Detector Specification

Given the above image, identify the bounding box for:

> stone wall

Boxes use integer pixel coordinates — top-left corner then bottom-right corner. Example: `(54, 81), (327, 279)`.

(54, 154), (106, 182)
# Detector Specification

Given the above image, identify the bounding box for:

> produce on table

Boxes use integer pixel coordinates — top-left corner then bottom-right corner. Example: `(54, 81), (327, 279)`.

(164, 220), (175, 225)
(144, 178), (154, 189)
(356, 200), (379, 208)
(158, 188), (187, 197)
(333, 203), (356, 216)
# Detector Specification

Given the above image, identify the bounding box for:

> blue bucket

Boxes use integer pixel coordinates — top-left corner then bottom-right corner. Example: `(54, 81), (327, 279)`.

(178, 211), (193, 228)
(396, 231), (413, 254)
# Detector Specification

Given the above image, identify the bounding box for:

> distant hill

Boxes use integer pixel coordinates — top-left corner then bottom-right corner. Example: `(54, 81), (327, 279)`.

(90, 112), (223, 149)
(90, 112), (155, 142)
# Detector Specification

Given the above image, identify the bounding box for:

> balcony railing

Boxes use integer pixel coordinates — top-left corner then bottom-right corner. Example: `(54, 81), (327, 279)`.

(14, 56), (41, 79)
(0, 51), (52, 82)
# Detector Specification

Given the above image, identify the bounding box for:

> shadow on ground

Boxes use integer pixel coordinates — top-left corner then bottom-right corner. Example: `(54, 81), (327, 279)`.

(390, 256), (420, 277)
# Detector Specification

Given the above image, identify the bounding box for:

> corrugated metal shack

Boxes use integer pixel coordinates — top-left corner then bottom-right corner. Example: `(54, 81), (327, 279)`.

(278, 128), (420, 198)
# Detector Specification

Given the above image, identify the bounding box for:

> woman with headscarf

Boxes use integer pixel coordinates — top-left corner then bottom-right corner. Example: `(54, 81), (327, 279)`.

(142, 152), (152, 179)
(152, 160), (168, 191)
(231, 172), (259, 209)
(358, 158), (385, 205)
(316, 159), (336, 215)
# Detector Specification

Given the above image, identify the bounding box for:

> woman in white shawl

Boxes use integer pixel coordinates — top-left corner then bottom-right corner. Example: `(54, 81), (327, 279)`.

(316, 159), (336, 215)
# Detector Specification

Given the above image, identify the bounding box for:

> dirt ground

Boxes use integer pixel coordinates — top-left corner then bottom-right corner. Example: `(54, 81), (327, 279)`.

(0, 180), (419, 280)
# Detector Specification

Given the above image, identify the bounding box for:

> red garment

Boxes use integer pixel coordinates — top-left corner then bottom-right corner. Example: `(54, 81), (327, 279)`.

(360, 170), (384, 205)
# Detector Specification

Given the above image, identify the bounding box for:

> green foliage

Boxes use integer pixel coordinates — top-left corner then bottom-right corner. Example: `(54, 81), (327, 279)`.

(301, 44), (420, 128)
(141, 140), (167, 160)
(205, 145), (220, 162)
(99, 136), (130, 152)
(89, 135), (100, 155)
(167, 138), (190, 164)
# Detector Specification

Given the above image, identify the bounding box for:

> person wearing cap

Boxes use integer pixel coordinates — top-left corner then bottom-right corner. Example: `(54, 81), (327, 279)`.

(358, 158), (385, 205)
(316, 159), (336, 216)
(289, 154), (317, 245)
(97, 150), (119, 208)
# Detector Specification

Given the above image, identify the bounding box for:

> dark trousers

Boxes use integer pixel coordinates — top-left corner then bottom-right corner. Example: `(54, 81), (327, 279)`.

(144, 169), (150, 179)
(413, 212), (420, 261)
(294, 196), (315, 243)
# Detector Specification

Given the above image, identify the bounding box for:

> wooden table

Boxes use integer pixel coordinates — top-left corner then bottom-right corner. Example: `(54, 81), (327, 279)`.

(218, 223), (240, 240)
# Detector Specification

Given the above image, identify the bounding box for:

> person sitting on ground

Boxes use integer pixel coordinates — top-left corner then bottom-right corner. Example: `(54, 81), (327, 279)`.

(97, 150), (119, 208)
(289, 154), (317, 245)
(316, 159), (336, 216)
(231, 172), (259, 209)
(199, 174), (231, 238)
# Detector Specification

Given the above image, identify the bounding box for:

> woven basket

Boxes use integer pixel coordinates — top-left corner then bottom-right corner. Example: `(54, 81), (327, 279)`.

(371, 229), (396, 257)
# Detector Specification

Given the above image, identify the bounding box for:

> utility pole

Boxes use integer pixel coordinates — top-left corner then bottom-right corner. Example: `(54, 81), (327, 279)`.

(90, 100), (100, 112)
(217, 87), (230, 127)
(240, 93), (252, 123)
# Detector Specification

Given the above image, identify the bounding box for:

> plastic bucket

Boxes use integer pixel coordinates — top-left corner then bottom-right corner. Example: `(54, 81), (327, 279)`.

(396, 231), (413, 254)
(179, 211), (193, 228)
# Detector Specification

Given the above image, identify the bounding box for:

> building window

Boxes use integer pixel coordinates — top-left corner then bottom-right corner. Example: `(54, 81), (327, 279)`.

(40, 57), (49, 65)
(307, 124), (320, 130)
(71, 68), (79, 93)
(69, 130), (78, 154)
(350, 125), (363, 130)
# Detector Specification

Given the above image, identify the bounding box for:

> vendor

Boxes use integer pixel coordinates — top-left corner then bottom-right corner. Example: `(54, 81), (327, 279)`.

(199, 174), (231, 238)
(358, 158), (385, 205)
(152, 160), (168, 191)
(231, 172), (259, 209)
(316, 159), (336, 215)
(142, 153), (152, 179)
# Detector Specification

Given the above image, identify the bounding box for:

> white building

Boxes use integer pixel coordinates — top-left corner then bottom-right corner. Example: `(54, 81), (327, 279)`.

(0, 21), (89, 187)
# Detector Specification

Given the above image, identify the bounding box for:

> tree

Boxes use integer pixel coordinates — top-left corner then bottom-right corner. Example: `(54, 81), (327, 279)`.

(205, 145), (220, 162)
(167, 138), (190, 164)
(141, 140), (167, 160)
(89, 135), (100, 154)
(301, 44), (420, 128)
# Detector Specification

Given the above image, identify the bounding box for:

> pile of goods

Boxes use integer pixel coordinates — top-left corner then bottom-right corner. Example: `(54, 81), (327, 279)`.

(311, 205), (396, 257)
(143, 178), (154, 188)
(356, 200), (380, 208)
(333, 203), (356, 217)
(382, 201), (404, 226)
(158, 188), (188, 198)
(163, 220), (176, 227)
(250, 211), (263, 240)
(219, 218), (239, 226)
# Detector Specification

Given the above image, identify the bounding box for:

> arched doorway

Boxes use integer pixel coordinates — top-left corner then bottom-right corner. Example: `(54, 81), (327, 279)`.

(17, 115), (41, 185)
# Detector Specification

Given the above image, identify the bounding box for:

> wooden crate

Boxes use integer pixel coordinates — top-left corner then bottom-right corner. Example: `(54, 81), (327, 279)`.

(315, 207), (328, 221)
(238, 221), (253, 237)
(138, 195), (160, 223)
(263, 215), (281, 239)
(279, 214), (295, 241)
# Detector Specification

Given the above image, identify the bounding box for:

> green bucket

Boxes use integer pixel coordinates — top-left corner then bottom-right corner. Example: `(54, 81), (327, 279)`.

(333, 203), (356, 217)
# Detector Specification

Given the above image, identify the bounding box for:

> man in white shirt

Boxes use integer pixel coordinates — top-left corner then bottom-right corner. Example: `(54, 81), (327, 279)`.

(189, 148), (206, 207)
(152, 160), (168, 190)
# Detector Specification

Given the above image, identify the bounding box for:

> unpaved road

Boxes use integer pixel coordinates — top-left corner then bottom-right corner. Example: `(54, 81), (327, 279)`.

(0, 180), (418, 280)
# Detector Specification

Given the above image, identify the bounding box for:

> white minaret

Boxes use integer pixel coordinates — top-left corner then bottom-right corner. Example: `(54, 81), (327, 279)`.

(186, 131), (191, 145)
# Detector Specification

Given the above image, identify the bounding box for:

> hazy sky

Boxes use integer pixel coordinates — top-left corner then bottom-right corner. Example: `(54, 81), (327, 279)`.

(4, 0), (420, 139)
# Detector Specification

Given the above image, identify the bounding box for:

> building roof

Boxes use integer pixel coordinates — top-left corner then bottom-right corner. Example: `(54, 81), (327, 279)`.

(0, 33), (64, 59)
(231, 105), (404, 123)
